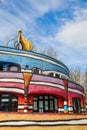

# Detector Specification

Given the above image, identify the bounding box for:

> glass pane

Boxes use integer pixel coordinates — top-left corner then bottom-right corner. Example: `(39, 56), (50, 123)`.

(10, 102), (18, 111)
(45, 105), (48, 110)
(45, 101), (48, 110)
(0, 102), (9, 111)
(48, 73), (53, 77)
(1, 99), (9, 102)
(49, 96), (53, 99)
(32, 68), (39, 74)
(0, 64), (3, 71)
(44, 96), (48, 99)
(39, 108), (43, 113)
(45, 101), (48, 106)
(2, 94), (9, 97)
(50, 100), (54, 110)
(9, 66), (18, 71)
(34, 97), (38, 100)
(33, 101), (37, 110)
(12, 98), (18, 102)
(39, 96), (43, 99)
(55, 74), (60, 78)
(72, 98), (80, 113)
(39, 101), (43, 108)
(54, 98), (58, 110)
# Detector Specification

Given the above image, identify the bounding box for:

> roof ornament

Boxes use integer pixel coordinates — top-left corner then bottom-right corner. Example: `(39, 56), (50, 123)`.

(6, 29), (33, 51)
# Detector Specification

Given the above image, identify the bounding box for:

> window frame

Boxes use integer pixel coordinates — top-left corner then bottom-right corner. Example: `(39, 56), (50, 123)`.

(0, 94), (18, 112)
(7, 64), (21, 72)
(72, 97), (81, 113)
(33, 95), (58, 113)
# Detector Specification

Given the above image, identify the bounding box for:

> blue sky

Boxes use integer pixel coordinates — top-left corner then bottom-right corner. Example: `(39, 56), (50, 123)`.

(0, 0), (87, 71)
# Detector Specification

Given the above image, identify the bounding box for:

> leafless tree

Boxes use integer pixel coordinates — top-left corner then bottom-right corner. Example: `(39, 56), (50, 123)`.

(83, 70), (87, 89)
(40, 47), (59, 59)
(33, 46), (59, 59)
(70, 67), (82, 85)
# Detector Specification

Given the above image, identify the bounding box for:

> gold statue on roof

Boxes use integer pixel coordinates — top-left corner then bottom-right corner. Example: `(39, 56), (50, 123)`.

(6, 29), (33, 51)
(18, 29), (32, 51)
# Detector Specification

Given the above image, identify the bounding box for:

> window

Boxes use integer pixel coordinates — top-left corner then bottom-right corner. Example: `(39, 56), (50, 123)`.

(0, 64), (3, 71)
(9, 66), (18, 71)
(61, 75), (67, 79)
(0, 94), (18, 112)
(33, 95), (58, 113)
(8, 64), (21, 72)
(55, 74), (60, 78)
(48, 73), (54, 77)
(32, 68), (39, 74)
(72, 98), (81, 113)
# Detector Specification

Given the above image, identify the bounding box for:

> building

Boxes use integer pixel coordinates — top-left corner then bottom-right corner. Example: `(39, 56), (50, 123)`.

(0, 30), (86, 114)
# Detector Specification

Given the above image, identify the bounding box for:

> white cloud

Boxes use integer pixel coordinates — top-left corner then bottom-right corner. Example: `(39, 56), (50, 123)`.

(0, 2), (36, 45)
(0, 0), (87, 69)
(29, 0), (68, 17)
(0, 0), (68, 45)
(0, 10), (27, 44)
(55, 9), (87, 49)
(36, 8), (87, 68)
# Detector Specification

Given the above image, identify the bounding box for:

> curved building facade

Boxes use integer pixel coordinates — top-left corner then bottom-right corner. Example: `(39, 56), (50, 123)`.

(0, 46), (86, 114)
(0, 30), (86, 130)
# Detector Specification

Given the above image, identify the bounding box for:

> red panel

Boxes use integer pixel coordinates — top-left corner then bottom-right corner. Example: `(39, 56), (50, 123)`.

(18, 110), (24, 112)
(18, 95), (24, 104)
(58, 97), (64, 107)
(29, 85), (66, 98)
(68, 92), (83, 100)
(28, 109), (33, 113)
(68, 99), (72, 106)
(28, 95), (33, 105)
(0, 83), (24, 89)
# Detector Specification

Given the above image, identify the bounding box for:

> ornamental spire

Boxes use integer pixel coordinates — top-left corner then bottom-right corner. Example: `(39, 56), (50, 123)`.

(18, 29), (33, 51)
(6, 29), (33, 51)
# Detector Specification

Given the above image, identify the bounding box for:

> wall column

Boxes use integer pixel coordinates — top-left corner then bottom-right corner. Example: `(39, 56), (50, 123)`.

(64, 101), (68, 113)
(63, 79), (68, 113)
(68, 98), (73, 113)
(23, 73), (32, 113)
(28, 95), (33, 113)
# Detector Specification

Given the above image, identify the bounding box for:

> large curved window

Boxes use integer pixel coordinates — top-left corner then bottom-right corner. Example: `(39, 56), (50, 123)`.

(33, 95), (58, 113)
(0, 94), (18, 112)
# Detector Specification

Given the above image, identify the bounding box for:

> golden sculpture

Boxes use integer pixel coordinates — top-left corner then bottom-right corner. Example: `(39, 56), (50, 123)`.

(18, 29), (32, 51)
(6, 29), (33, 51)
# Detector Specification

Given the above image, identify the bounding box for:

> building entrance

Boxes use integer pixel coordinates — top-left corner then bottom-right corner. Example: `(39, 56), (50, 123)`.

(72, 98), (80, 113)
(33, 95), (58, 113)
